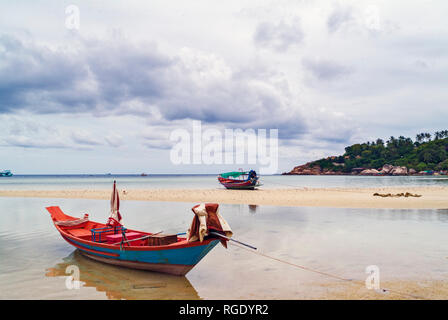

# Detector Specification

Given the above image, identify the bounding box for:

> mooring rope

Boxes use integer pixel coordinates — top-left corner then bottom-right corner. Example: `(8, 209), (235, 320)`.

(229, 242), (429, 300)
(230, 242), (350, 281)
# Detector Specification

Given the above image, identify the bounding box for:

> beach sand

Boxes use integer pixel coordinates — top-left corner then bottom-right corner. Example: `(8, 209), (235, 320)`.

(0, 186), (447, 208)
(313, 279), (448, 300)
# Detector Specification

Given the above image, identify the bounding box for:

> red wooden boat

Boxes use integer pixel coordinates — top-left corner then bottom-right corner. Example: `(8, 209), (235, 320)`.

(218, 170), (260, 190)
(46, 206), (222, 276)
(45, 182), (233, 276)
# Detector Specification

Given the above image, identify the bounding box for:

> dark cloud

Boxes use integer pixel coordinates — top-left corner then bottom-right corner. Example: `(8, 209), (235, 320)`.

(0, 33), (171, 115)
(0, 33), (308, 140)
(0, 34), (90, 113)
(254, 19), (304, 51)
(84, 37), (172, 107)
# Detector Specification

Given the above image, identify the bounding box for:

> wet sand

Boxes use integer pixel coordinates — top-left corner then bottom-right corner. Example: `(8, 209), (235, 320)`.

(313, 279), (448, 300)
(0, 186), (447, 208)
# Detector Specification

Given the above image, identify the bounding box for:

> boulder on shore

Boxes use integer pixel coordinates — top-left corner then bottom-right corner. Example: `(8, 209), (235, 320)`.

(360, 169), (380, 176)
(379, 164), (394, 174)
(390, 166), (408, 175)
(379, 164), (408, 175)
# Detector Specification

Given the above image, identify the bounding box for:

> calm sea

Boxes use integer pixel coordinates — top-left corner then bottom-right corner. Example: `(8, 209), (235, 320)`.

(0, 197), (447, 299)
(0, 174), (447, 190)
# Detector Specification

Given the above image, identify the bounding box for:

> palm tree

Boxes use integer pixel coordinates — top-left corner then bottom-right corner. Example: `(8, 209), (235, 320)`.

(388, 136), (397, 146)
(416, 133), (424, 143)
(442, 130), (448, 138)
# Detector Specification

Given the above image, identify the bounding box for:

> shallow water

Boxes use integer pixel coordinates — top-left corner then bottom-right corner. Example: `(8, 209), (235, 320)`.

(0, 174), (447, 190)
(0, 197), (447, 299)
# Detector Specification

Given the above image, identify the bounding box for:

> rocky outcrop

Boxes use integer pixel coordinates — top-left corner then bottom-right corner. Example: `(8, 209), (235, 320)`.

(378, 164), (408, 175)
(373, 192), (422, 198)
(283, 162), (414, 176)
(351, 168), (365, 174)
(359, 169), (380, 176)
(390, 166), (408, 175)
(379, 164), (394, 174)
(322, 168), (339, 175)
(283, 163), (322, 175)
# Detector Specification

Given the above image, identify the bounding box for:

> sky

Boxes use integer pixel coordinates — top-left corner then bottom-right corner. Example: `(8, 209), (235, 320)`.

(1, 0), (447, 174)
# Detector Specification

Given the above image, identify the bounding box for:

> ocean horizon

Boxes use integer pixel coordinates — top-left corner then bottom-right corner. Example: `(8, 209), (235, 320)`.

(1, 174), (447, 191)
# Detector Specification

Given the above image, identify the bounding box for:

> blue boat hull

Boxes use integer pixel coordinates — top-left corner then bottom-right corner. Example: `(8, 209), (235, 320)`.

(61, 234), (220, 276)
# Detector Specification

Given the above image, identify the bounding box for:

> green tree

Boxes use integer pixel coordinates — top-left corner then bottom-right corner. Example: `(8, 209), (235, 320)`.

(416, 162), (427, 171)
(437, 159), (448, 170)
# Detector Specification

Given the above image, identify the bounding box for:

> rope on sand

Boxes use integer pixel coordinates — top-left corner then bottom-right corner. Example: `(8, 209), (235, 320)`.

(229, 242), (429, 300)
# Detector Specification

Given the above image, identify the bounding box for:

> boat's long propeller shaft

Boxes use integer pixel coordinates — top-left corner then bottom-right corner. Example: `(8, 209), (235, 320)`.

(209, 231), (257, 250)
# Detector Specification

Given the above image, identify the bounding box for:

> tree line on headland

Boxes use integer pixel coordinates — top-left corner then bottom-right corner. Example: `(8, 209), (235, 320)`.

(283, 130), (448, 175)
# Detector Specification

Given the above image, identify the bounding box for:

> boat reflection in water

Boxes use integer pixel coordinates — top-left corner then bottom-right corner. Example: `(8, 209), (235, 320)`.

(248, 204), (258, 213)
(45, 250), (200, 300)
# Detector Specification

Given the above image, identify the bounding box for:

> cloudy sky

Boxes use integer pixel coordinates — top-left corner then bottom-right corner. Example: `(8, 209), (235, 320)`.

(1, 0), (447, 174)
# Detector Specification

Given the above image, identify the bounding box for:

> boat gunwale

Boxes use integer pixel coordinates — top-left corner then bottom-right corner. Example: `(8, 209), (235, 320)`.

(217, 176), (259, 189)
(218, 178), (256, 184)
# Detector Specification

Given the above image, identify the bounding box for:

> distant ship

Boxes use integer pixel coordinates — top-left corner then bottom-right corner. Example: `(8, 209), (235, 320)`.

(0, 170), (13, 177)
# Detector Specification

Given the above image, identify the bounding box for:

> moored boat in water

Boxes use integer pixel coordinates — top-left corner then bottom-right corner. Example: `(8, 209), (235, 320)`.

(46, 181), (233, 276)
(218, 170), (261, 190)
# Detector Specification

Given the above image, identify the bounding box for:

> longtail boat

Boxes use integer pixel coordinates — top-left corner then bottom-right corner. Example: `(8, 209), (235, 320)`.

(218, 170), (260, 190)
(46, 182), (233, 276)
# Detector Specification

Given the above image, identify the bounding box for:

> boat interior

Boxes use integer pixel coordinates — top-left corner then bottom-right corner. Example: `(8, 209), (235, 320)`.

(47, 206), (184, 247)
